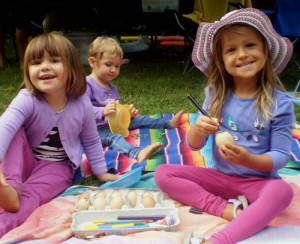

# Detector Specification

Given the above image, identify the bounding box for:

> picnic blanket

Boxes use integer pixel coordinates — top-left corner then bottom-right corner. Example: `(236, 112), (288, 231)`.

(1, 172), (300, 243)
(1, 112), (300, 243)
(74, 113), (300, 182)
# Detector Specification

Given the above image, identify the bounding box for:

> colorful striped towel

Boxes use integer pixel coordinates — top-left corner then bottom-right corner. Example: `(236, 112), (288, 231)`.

(74, 113), (300, 182)
(74, 113), (213, 182)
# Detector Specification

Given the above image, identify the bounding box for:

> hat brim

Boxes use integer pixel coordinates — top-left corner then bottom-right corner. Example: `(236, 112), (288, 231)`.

(192, 8), (293, 76)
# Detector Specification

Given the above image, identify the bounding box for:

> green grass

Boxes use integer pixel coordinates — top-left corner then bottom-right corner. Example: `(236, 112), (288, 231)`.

(1, 40), (299, 120)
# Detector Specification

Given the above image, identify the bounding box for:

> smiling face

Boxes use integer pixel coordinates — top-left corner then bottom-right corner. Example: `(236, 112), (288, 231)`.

(29, 51), (67, 98)
(221, 25), (266, 85)
(89, 52), (122, 87)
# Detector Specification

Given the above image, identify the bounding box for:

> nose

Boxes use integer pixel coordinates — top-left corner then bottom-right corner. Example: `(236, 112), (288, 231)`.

(237, 48), (248, 59)
(40, 60), (50, 70)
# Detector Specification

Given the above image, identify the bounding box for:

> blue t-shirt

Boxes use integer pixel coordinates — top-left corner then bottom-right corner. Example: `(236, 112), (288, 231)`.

(190, 88), (295, 179)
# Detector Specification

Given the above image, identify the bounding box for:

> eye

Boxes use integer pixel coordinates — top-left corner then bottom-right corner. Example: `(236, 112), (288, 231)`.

(30, 59), (41, 65)
(247, 43), (255, 48)
(51, 57), (61, 63)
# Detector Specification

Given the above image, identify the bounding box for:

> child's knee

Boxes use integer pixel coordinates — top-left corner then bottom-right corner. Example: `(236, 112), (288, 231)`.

(270, 180), (294, 207)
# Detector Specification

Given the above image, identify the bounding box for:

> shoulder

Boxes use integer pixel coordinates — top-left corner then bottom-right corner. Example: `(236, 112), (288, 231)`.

(10, 89), (36, 107)
(273, 89), (295, 119)
(275, 90), (293, 108)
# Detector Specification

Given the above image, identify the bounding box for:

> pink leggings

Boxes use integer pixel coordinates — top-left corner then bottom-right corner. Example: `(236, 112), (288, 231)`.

(154, 164), (293, 244)
(0, 128), (74, 237)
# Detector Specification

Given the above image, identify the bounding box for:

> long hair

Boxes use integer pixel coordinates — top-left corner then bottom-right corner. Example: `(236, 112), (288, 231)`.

(21, 33), (86, 98)
(207, 24), (283, 124)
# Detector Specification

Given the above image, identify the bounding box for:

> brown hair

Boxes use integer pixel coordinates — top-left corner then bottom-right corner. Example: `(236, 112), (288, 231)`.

(207, 24), (282, 124)
(88, 37), (123, 60)
(21, 33), (86, 98)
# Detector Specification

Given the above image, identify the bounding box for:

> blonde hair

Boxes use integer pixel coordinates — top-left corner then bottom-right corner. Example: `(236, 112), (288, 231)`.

(207, 24), (283, 124)
(88, 37), (123, 60)
(21, 33), (86, 98)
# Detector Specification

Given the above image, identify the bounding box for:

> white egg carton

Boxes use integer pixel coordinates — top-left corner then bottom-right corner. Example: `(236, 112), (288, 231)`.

(75, 188), (175, 211)
(71, 207), (180, 238)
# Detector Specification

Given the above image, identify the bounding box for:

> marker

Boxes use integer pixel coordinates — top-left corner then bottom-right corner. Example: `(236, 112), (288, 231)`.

(93, 219), (152, 224)
(118, 215), (166, 221)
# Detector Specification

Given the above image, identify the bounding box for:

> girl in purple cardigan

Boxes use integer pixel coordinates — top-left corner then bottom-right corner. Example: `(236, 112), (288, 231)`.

(0, 33), (118, 237)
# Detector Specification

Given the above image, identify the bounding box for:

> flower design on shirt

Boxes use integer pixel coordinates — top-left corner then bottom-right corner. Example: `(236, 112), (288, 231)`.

(220, 115), (265, 142)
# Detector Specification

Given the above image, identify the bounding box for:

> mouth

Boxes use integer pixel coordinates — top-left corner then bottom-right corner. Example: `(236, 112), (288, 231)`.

(236, 61), (254, 68)
(40, 74), (55, 80)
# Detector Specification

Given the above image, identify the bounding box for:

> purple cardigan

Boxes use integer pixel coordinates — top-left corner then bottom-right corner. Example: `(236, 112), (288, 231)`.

(0, 89), (107, 176)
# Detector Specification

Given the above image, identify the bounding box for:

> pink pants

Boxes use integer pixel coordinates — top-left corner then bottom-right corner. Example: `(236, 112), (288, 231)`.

(0, 127), (74, 237)
(155, 164), (293, 244)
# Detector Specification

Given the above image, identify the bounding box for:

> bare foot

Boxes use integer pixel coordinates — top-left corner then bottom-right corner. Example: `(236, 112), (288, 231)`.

(0, 184), (20, 212)
(136, 142), (163, 163)
(170, 110), (184, 129)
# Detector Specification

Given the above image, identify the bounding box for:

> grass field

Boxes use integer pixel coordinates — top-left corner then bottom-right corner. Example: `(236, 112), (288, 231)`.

(0, 36), (299, 120)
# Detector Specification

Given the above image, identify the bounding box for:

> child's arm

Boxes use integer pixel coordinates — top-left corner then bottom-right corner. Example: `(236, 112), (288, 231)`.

(218, 144), (273, 171)
(96, 172), (119, 182)
(187, 115), (219, 149)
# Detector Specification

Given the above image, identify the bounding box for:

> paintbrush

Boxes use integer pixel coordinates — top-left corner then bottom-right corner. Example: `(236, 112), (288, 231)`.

(187, 95), (225, 130)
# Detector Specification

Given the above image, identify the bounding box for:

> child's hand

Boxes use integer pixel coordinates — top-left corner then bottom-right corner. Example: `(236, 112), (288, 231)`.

(103, 101), (117, 117)
(193, 115), (219, 136)
(218, 143), (249, 165)
(96, 172), (120, 183)
(0, 170), (9, 187)
(129, 104), (139, 117)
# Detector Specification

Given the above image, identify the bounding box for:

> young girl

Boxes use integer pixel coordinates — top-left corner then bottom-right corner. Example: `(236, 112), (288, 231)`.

(86, 37), (184, 163)
(155, 8), (295, 244)
(0, 33), (118, 236)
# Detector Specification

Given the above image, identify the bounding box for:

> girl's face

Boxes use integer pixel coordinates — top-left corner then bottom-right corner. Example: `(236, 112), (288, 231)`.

(221, 25), (266, 83)
(90, 52), (122, 86)
(29, 51), (67, 97)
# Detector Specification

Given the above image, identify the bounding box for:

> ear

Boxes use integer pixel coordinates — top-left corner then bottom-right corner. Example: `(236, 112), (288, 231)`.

(88, 57), (96, 68)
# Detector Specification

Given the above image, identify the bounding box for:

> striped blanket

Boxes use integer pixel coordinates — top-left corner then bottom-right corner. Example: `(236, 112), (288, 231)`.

(74, 113), (300, 182)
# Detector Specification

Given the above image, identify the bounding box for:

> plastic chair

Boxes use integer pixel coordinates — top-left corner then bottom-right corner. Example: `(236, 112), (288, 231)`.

(270, 0), (300, 92)
(165, 9), (196, 74)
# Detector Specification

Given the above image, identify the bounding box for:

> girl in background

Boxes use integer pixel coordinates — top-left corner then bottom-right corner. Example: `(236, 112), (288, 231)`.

(155, 8), (295, 244)
(0, 33), (118, 236)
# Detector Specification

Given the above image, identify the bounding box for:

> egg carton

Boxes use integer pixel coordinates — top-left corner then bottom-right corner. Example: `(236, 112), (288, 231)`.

(75, 188), (174, 211)
(72, 207), (180, 238)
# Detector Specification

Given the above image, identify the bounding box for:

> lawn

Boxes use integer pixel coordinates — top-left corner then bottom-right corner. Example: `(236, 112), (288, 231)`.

(1, 35), (299, 121)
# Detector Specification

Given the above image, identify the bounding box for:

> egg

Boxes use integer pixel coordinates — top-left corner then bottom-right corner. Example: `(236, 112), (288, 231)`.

(141, 196), (156, 208)
(79, 192), (90, 199)
(127, 190), (138, 208)
(215, 131), (234, 147)
(77, 197), (91, 210)
(93, 197), (108, 210)
(111, 191), (122, 199)
(143, 192), (153, 198)
(95, 192), (106, 199)
(110, 196), (124, 209)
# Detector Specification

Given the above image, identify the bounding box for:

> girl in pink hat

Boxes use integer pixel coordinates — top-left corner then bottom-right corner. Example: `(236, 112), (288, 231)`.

(155, 8), (295, 244)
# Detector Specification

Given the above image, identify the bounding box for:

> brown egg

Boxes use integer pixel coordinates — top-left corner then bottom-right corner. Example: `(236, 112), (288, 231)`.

(77, 197), (91, 210)
(95, 192), (106, 199)
(141, 196), (156, 208)
(127, 190), (138, 208)
(110, 196), (124, 209)
(93, 197), (108, 210)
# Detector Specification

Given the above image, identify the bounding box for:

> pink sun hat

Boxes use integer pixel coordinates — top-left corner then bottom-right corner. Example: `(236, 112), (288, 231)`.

(192, 8), (293, 76)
